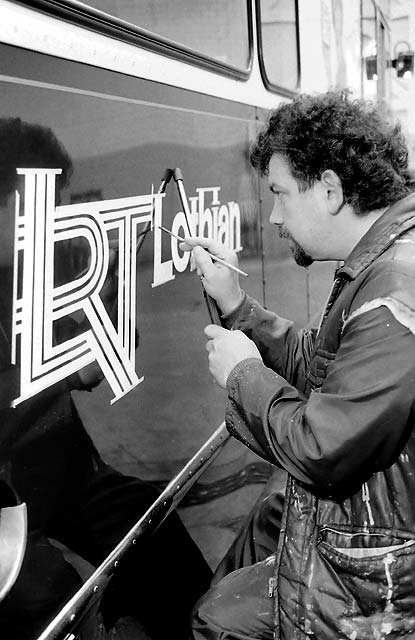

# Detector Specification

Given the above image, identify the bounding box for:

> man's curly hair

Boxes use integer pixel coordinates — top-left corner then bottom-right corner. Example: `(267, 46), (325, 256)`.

(250, 92), (414, 214)
(0, 117), (73, 203)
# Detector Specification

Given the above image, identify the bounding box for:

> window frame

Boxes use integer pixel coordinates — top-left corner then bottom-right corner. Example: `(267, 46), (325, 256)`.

(20, 0), (254, 81)
(255, 0), (301, 97)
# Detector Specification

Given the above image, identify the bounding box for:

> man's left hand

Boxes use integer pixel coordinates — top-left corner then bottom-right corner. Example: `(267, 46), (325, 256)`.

(204, 325), (262, 389)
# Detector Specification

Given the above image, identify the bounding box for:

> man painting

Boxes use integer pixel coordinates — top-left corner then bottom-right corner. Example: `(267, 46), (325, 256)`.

(183, 92), (415, 640)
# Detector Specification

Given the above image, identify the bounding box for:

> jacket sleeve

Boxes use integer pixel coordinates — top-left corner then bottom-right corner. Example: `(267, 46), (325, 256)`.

(225, 287), (415, 498)
(222, 293), (316, 391)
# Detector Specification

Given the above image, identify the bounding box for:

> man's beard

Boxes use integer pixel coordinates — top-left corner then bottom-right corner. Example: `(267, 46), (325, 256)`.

(279, 227), (313, 267)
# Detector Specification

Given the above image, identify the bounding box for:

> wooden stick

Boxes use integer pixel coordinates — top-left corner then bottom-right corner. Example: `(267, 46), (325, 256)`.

(157, 225), (248, 277)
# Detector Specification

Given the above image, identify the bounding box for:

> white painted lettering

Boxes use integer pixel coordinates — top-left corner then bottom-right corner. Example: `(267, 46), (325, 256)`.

(12, 170), (243, 406)
(12, 168), (159, 406)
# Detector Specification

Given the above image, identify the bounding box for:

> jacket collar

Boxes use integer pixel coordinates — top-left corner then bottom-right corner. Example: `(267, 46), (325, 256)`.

(337, 192), (415, 280)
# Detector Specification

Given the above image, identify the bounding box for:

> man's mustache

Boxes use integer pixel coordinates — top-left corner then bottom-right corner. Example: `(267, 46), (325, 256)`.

(278, 226), (291, 240)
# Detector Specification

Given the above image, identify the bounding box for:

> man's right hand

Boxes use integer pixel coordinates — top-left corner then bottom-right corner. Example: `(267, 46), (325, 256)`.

(179, 237), (244, 315)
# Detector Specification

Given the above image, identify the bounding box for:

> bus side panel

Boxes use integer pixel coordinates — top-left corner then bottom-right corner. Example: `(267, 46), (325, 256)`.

(0, 42), (334, 574)
(0, 43), (273, 568)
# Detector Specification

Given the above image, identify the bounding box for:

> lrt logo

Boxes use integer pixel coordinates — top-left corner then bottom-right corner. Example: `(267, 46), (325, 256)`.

(11, 168), (161, 406)
(11, 168), (243, 407)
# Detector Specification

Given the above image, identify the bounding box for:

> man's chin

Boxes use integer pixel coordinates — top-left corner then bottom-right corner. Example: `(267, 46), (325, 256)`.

(294, 251), (314, 267)
(290, 242), (314, 267)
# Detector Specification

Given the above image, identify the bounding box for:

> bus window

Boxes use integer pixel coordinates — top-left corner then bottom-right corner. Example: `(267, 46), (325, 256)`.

(48, 0), (252, 73)
(256, 0), (299, 93)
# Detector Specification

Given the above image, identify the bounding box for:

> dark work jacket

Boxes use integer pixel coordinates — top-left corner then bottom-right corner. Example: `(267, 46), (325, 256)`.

(224, 193), (415, 639)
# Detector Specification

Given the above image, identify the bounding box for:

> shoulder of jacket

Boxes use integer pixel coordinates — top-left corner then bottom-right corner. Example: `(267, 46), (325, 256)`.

(348, 254), (415, 321)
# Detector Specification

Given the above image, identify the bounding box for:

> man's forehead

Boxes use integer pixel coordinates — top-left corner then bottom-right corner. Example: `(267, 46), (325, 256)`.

(267, 153), (295, 184)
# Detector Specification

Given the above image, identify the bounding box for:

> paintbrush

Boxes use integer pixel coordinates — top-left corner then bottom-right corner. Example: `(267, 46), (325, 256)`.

(157, 225), (248, 277)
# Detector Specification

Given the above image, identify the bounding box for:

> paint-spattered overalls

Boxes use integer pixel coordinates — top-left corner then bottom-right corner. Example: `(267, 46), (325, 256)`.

(193, 193), (415, 640)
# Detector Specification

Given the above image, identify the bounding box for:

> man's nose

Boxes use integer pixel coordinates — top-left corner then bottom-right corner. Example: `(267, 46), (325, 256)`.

(269, 199), (283, 225)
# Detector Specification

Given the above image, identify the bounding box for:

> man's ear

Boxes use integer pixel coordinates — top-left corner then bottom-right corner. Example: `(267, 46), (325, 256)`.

(320, 169), (344, 215)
